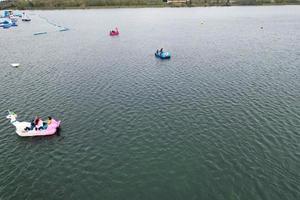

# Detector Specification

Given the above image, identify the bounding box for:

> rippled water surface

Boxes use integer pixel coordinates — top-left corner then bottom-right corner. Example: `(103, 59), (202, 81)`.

(0, 6), (299, 200)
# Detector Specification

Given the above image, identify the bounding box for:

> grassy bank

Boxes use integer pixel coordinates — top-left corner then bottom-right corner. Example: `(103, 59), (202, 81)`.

(9, 0), (300, 9)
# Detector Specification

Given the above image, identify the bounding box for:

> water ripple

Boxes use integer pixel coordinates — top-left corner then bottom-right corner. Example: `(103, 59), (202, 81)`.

(0, 6), (299, 200)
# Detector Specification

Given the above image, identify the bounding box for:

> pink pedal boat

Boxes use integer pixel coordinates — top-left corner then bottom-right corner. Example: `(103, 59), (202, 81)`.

(109, 27), (119, 36)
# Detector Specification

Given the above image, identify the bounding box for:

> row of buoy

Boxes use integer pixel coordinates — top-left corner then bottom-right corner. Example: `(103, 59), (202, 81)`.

(33, 14), (70, 36)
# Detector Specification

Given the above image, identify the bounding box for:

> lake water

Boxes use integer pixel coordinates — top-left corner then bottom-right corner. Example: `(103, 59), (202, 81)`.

(0, 6), (299, 200)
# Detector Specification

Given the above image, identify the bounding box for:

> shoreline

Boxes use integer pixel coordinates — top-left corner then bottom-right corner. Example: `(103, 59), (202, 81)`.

(5, 3), (300, 10)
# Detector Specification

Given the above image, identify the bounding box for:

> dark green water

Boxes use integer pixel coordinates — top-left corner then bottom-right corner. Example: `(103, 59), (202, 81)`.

(0, 6), (299, 200)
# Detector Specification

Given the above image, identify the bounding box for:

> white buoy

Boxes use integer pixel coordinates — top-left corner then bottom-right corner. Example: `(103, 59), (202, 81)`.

(11, 63), (20, 68)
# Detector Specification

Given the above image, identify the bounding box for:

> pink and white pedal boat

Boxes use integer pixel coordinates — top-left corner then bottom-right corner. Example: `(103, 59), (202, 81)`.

(109, 27), (119, 36)
(6, 111), (61, 137)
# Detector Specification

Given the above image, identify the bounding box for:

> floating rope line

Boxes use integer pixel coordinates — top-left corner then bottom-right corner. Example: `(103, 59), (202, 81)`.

(34, 32), (47, 35)
(34, 14), (70, 36)
(60, 27), (70, 31)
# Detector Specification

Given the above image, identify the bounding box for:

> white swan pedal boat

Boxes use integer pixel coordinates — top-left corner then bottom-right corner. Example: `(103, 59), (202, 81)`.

(6, 111), (61, 137)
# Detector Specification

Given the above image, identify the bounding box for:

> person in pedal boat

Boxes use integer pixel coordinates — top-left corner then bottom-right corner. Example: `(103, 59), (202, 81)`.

(23, 116), (42, 131)
(47, 117), (52, 125)
(34, 116), (43, 131)
(24, 116), (52, 132)
(41, 116), (52, 130)
(24, 119), (35, 131)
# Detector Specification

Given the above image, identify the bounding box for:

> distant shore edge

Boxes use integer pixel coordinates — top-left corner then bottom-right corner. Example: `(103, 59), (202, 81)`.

(1, 1), (300, 10)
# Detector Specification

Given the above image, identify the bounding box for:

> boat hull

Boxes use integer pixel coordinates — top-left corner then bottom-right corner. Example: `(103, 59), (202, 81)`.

(155, 52), (171, 59)
(110, 32), (119, 36)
